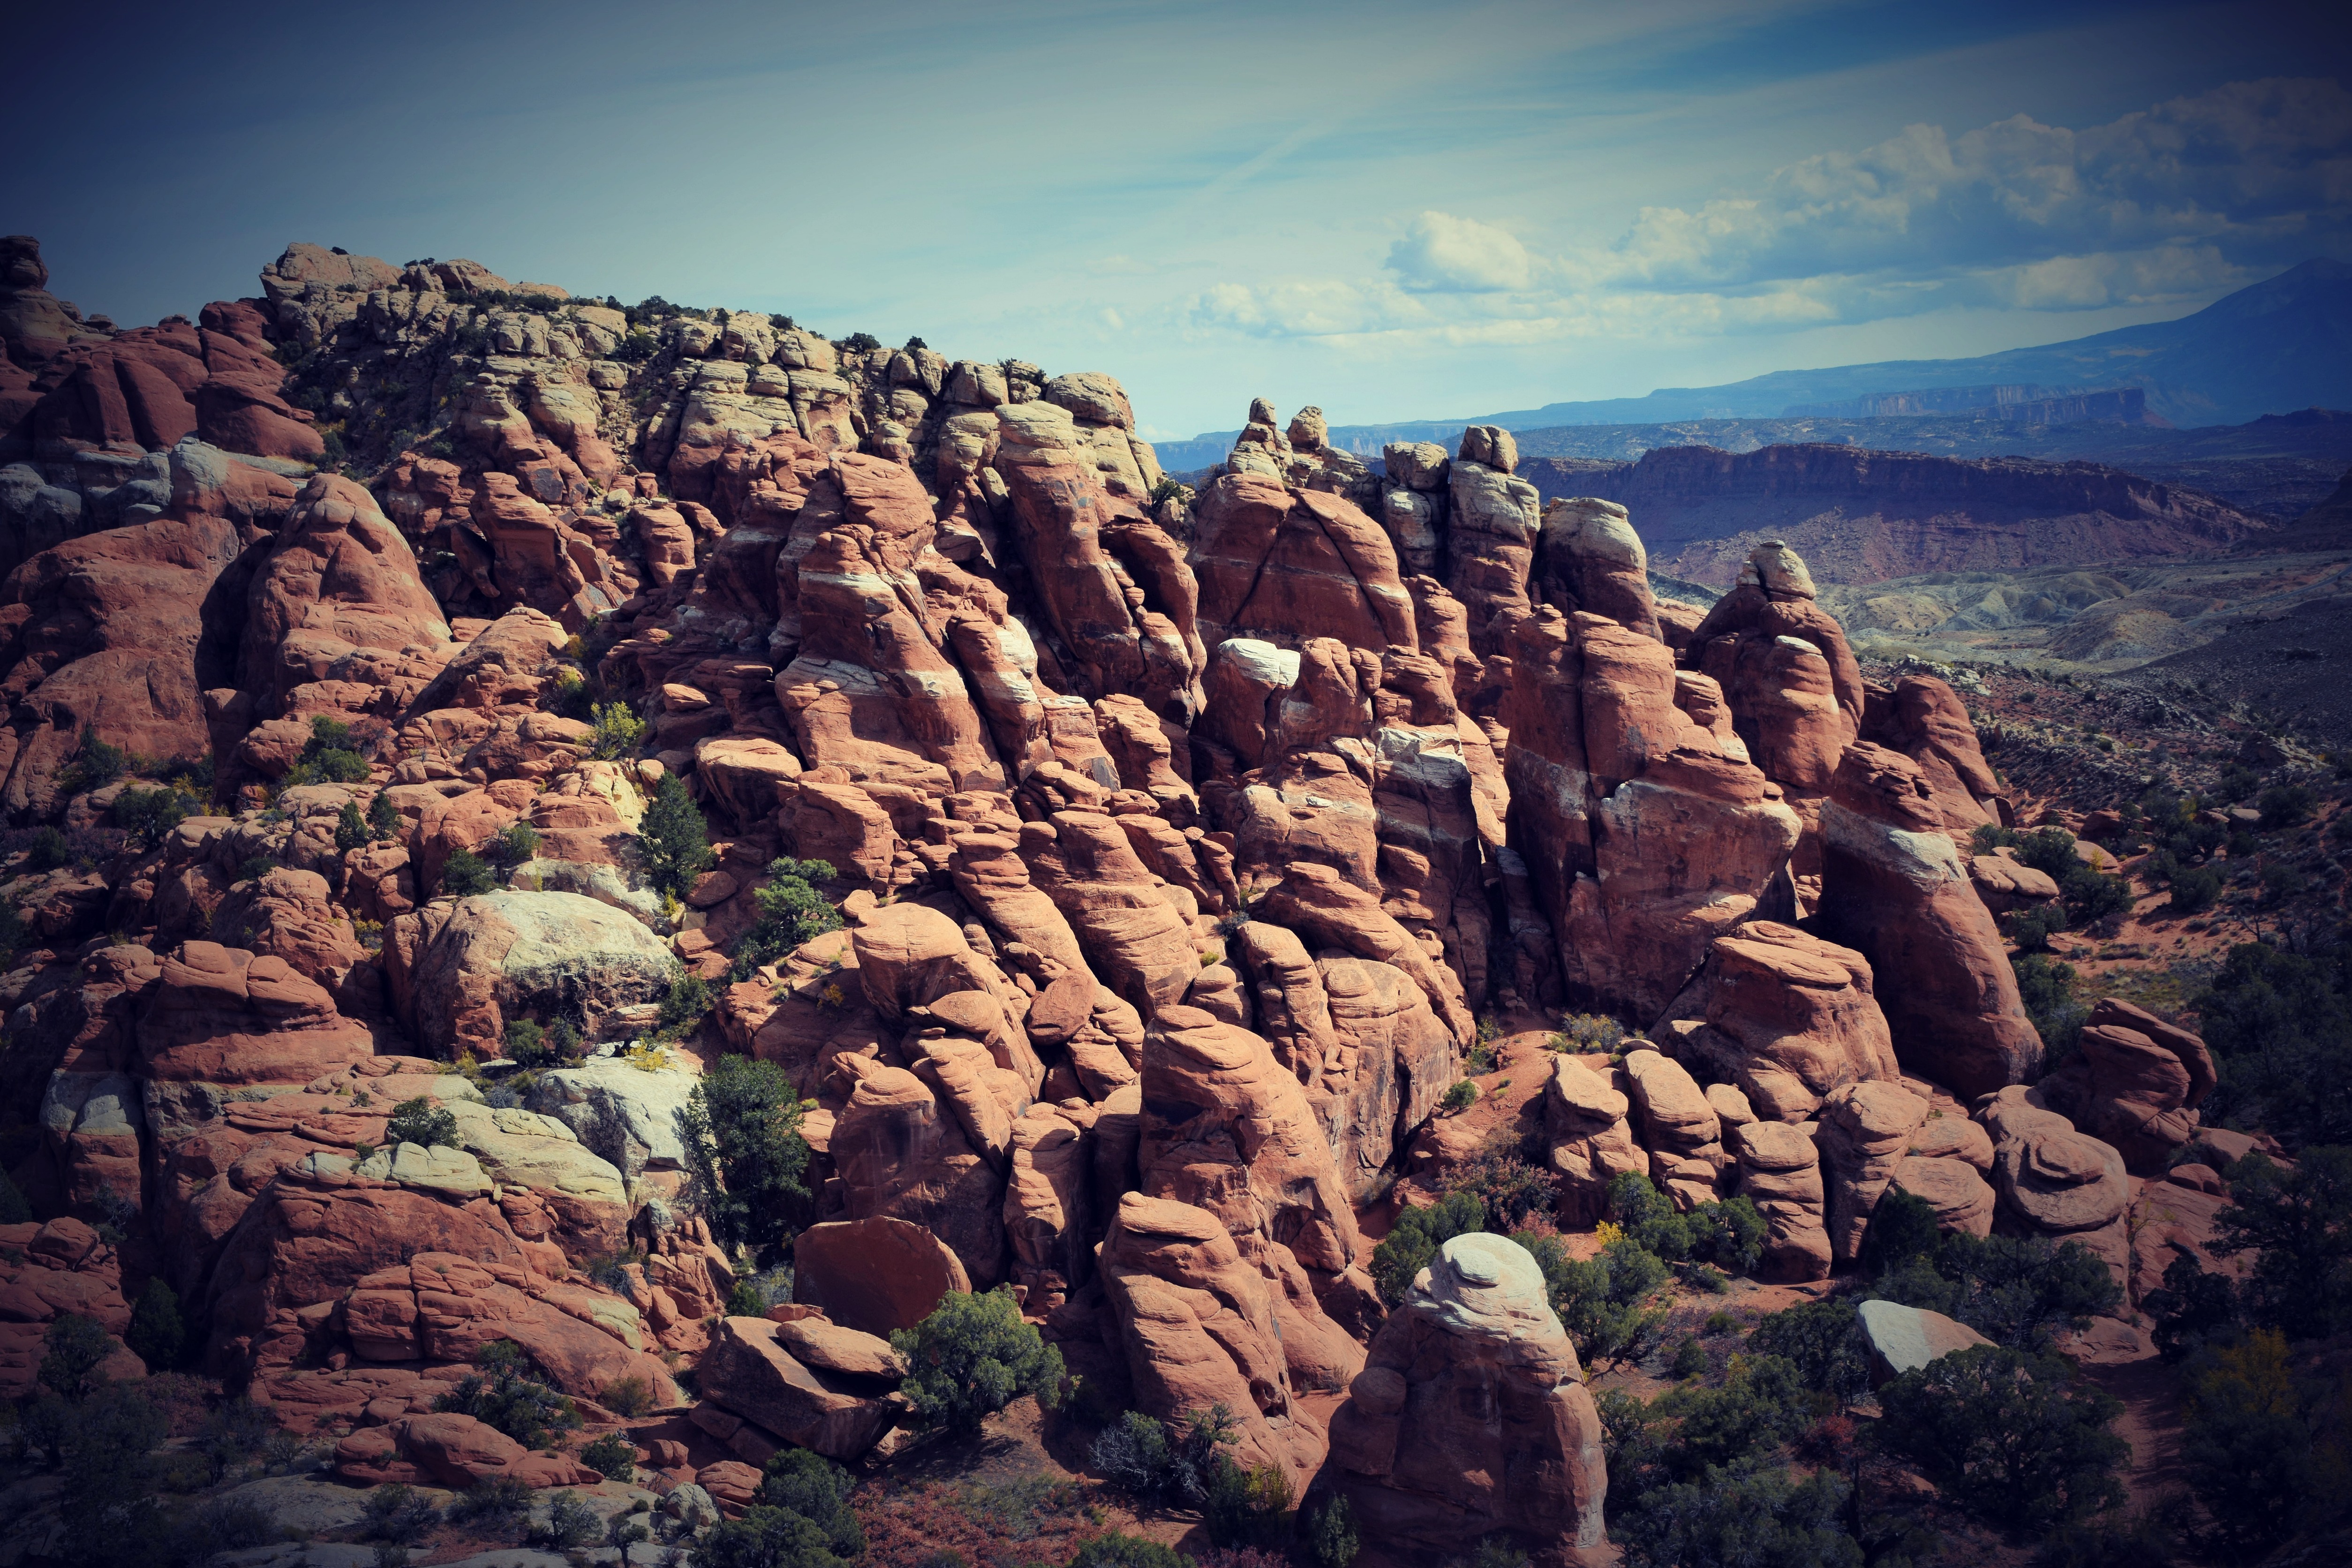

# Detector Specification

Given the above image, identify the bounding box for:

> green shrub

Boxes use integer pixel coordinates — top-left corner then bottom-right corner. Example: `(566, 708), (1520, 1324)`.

(2259, 784), (2314, 829)
(287, 714), (370, 785)
(60, 735), (128, 794)
(603, 1375), (654, 1417)
(1204, 1455), (1294, 1548)
(2170, 864), (2222, 913)
(1437, 1134), (1553, 1229)
(489, 821), (542, 865)
(368, 790), (401, 840)
(112, 786), (192, 846)
(1859, 1186), (1941, 1275)
(2195, 938), (2352, 1150)
(334, 800), (370, 853)
(1689, 1196), (1766, 1274)
(2144, 1251), (2241, 1361)
(891, 1288), (1065, 1433)
(1064, 1535), (1187, 1568)
(680, 1055), (811, 1255)
(1555, 1013), (1625, 1052)
(27, 826), (69, 871)
(238, 854), (276, 884)
(386, 1097), (460, 1149)
(434, 1340), (581, 1450)
(1876, 1343), (2126, 1530)
(580, 1431), (636, 1481)
(363, 1483), (440, 1543)
(1440, 1078), (1478, 1113)
(504, 1018), (551, 1067)
(1368, 1191), (1485, 1306)
(1607, 1172), (1692, 1261)
(1671, 1336), (1708, 1378)
(588, 701), (647, 760)
(2179, 1328), (2330, 1555)
(658, 971), (713, 1033)
(1868, 1225), (2120, 1352)
(535, 1489), (600, 1549)
(0, 1167), (30, 1224)
(446, 1475), (533, 1533)
(124, 1280), (184, 1371)
(1091, 1404), (1237, 1506)
(2013, 951), (2088, 1064)
(1543, 1233), (1669, 1369)
(39, 1314), (116, 1402)
(2212, 1148), (2352, 1340)
(439, 847), (496, 896)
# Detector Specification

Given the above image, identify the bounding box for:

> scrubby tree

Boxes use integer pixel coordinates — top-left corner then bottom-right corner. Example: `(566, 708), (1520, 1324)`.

(891, 1288), (1065, 1433)
(639, 772), (715, 896)
(334, 800), (370, 853)
(681, 1054), (811, 1255)
(433, 1340), (580, 1449)
(39, 1314), (116, 1402)
(2179, 1327), (2335, 1554)
(1092, 1403), (1237, 1506)
(1614, 1461), (1860, 1568)
(588, 700), (647, 760)
(2194, 937), (2352, 1150)
(1368, 1191), (1485, 1305)
(1307, 1494), (1360, 1568)
(2211, 1146), (2352, 1340)
(368, 789), (401, 841)
(1747, 1299), (1870, 1410)
(694, 1451), (864, 1568)
(1875, 1343), (2126, 1530)
(1063, 1535), (1187, 1568)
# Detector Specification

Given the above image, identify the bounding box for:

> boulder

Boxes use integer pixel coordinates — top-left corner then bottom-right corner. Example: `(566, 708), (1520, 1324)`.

(2037, 998), (2216, 1173)
(1726, 1120), (1831, 1281)
(1323, 1234), (1606, 1564)
(1815, 1080), (1929, 1264)
(1856, 1299), (1994, 1386)
(791, 1216), (972, 1337)
(1543, 1056), (1646, 1227)
(136, 942), (372, 1085)
(392, 890), (679, 1058)
(1680, 920), (1900, 1121)
(696, 1316), (896, 1461)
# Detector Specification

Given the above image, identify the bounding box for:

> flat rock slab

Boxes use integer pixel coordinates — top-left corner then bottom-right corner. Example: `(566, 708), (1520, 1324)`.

(1858, 1298), (1993, 1385)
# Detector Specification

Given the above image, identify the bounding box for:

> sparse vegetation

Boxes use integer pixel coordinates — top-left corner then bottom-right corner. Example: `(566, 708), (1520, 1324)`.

(638, 772), (715, 896)
(681, 1054), (812, 1256)
(891, 1288), (1065, 1433)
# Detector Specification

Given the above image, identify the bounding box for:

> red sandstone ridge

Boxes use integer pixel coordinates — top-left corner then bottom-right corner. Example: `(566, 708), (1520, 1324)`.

(0, 235), (2259, 1568)
(1516, 441), (2270, 585)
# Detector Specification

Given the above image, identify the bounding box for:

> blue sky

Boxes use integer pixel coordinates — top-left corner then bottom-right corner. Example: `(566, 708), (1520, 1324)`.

(4, 0), (2344, 437)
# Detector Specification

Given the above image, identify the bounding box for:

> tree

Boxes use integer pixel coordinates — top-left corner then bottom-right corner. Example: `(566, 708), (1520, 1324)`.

(1545, 1232), (1670, 1369)
(1307, 1494), (1359, 1568)
(1869, 1227), (2121, 1352)
(1091, 1403), (1238, 1506)
(2144, 1251), (2242, 1361)
(2179, 1328), (2331, 1554)
(1614, 1461), (1860, 1568)
(289, 715), (370, 785)
(753, 1450), (863, 1558)
(334, 800), (370, 853)
(1689, 1196), (1767, 1274)
(681, 1055), (812, 1255)
(1858, 1186), (1941, 1276)
(440, 847), (496, 896)
(0, 1166), (31, 1224)
(2194, 939), (2352, 1150)
(891, 1288), (1065, 1434)
(637, 772), (715, 897)
(27, 826), (69, 870)
(39, 1314), (116, 1402)
(1875, 1344), (2126, 1530)
(124, 1279), (184, 1370)
(1643, 1354), (1817, 1478)
(387, 1097), (460, 1149)
(112, 786), (191, 846)
(1368, 1190), (1485, 1305)
(732, 858), (843, 975)
(696, 1498), (862, 1568)
(2212, 1147), (2352, 1340)
(362, 1484), (441, 1544)
(536, 1490), (601, 1549)
(368, 788), (402, 841)
(580, 1432), (636, 1482)
(1747, 1299), (1870, 1410)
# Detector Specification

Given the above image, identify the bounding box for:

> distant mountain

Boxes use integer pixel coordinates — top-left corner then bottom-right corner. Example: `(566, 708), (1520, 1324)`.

(1152, 258), (2352, 465)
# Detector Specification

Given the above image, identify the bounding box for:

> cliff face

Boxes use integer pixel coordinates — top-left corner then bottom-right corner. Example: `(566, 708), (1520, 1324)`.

(1517, 442), (2271, 586)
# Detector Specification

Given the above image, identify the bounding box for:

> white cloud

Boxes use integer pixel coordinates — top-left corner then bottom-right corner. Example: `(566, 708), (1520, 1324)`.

(1387, 211), (1540, 292)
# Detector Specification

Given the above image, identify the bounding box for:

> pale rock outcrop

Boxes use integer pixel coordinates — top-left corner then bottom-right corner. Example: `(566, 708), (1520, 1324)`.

(388, 890), (679, 1058)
